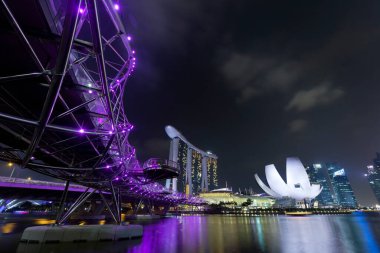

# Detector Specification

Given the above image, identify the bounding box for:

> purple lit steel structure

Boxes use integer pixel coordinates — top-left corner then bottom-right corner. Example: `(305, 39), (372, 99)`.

(0, 0), (204, 223)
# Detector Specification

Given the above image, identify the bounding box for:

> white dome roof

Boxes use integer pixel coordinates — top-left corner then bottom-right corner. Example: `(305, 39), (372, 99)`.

(255, 157), (322, 201)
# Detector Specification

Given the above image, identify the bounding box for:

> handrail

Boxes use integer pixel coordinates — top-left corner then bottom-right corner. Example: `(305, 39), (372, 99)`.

(0, 176), (85, 189)
(143, 158), (178, 170)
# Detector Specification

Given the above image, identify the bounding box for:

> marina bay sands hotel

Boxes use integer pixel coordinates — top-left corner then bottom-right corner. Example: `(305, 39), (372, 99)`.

(165, 126), (218, 195)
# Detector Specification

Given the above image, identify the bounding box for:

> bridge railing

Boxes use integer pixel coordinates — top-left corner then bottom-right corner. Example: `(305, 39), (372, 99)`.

(0, 176), (86, 190)
(143, 159), (178, 171)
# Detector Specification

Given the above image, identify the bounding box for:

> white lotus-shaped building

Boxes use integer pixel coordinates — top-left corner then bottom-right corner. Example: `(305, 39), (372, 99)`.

(255, 157), (322, 201)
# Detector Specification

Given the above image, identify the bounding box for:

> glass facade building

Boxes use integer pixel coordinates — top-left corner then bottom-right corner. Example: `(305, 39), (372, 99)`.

(176, 139), (218, 194)
(207, 158), (218, 190)
(366, 153), (380, 204)
(305, 164), (335, 207)
(326, 163), (357, 208)
(177, 139), (188, 193)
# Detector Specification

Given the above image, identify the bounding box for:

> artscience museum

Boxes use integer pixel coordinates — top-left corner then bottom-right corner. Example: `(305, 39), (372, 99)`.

(255, 157), (322, 203)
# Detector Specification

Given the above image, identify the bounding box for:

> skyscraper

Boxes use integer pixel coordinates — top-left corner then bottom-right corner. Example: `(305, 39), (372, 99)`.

(167, 133), (218, 194)
(207, 157), (218, 190)
(326, 163), (357, 208)
(191, 150), (203, 194)
(365, 153), (380, 204)
(305, 164), (335, 207)
(177, 139), (188, 192)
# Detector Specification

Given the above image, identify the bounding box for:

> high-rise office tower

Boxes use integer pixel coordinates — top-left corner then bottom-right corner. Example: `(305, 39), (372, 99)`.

(365, 153), (380, 204)
(207, 158), (218, 190)
(305, 164), (335, 207)
(191, 150), (203, 194)
(326, 163), (357, 208)
(166, 127), (218, 195)
(176, 139), (188, 192)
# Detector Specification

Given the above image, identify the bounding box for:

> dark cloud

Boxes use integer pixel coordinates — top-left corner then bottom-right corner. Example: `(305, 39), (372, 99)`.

(220, 52), (301, 103)
(286, 82), (344, 112)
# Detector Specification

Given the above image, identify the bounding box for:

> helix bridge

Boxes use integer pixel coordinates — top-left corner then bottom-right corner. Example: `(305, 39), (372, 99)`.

(0, 0), (204, 224)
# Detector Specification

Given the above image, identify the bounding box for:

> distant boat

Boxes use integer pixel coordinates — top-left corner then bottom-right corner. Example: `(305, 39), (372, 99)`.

(285, 211), (313, 216)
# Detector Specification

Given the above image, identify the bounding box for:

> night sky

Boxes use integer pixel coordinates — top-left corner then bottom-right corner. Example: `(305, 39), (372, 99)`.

(4, 0), (380, 206)
(121, 0), (380, 206)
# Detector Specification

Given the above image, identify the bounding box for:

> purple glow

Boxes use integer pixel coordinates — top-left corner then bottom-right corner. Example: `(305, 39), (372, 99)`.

(108, 130), (113, 134)
(132, 50), (135, 54)
(106, 165), (110, 169)
(79, 129), (85, 134)
(88, 90), (93, 94)
(79, 8), (85, 14)
(0, 181), (88, 193)
(127, 36), (132, 41)
(114, 4), (120, 10)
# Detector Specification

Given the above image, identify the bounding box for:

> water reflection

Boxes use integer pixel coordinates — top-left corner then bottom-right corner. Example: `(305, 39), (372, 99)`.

(1, 214), (380, 253)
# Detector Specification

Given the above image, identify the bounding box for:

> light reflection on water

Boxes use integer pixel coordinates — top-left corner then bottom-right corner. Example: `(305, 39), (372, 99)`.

(0, 214), (379, 253)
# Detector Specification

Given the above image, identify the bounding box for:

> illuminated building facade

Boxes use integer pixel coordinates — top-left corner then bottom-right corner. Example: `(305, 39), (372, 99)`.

(365, 153), (380, 204)
(327, 163), (357, 208)
(207, 158), (218, 190)
(165, 126), (218, 195)
(199, 188), (274, 208)
(305, 164), (335, 207)
(255, 157), (322, 202)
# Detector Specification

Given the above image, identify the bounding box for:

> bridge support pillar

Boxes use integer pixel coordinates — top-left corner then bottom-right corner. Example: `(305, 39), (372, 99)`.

(55, 180), (70, 224)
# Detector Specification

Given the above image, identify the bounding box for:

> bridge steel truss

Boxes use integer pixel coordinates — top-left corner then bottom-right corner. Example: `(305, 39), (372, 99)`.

(0, 0), (205, 222)
(0, 0), (136, 185)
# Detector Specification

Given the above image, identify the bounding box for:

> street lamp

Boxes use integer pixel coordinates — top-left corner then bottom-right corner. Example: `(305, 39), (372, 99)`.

(7, 162), (15, 179)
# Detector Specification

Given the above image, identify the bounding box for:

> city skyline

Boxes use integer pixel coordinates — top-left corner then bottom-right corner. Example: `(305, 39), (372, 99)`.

(123, 0), (380, 206)
(365, 153), (380, 204)
(306, 163), (335, 207)
(0, 0), (379, 207)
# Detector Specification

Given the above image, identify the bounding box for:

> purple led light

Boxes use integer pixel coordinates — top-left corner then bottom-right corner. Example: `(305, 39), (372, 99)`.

(106, 165), (110, 169)
(79, 129), (85, 134)
(127, 36), (132, 41)
(114, 4), (120, 10)
(132, 50), (135, 54)
(79, 8), (85, 14)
